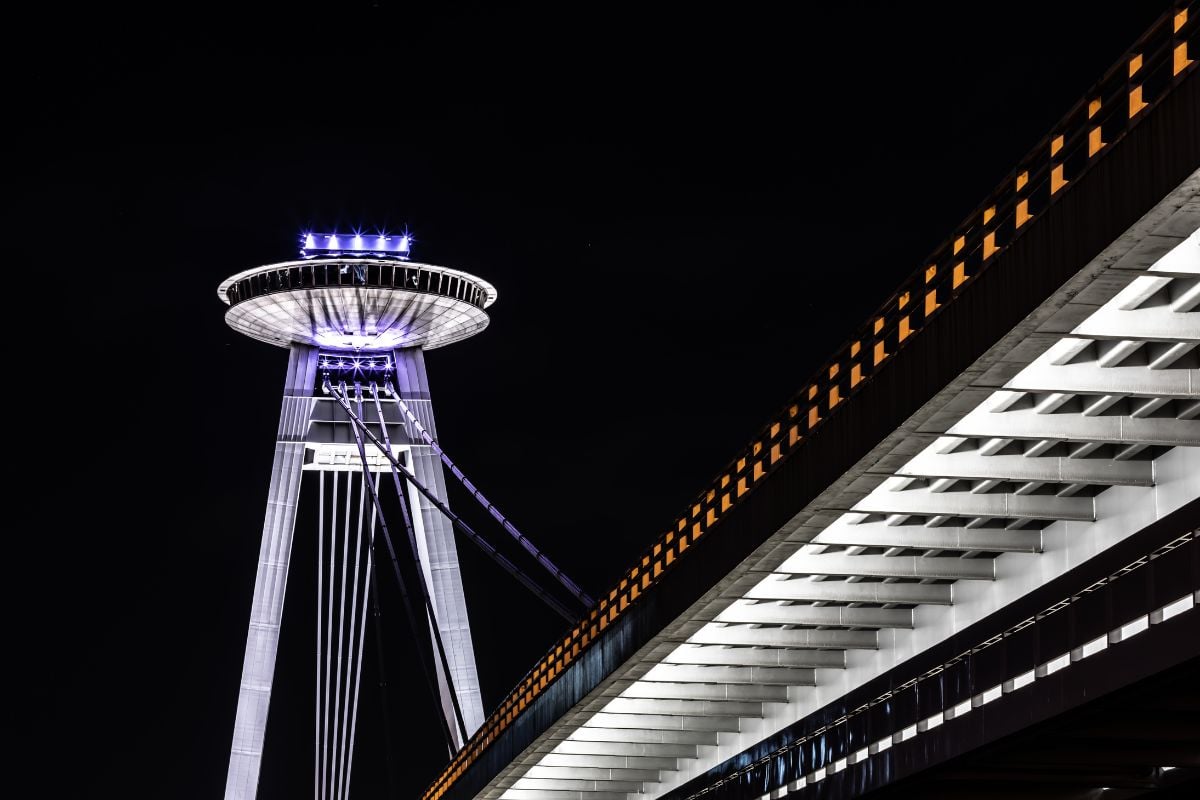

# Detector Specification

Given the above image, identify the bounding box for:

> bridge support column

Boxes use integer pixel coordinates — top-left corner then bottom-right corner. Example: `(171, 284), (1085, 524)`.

(393, 346), (486, 742)
(225, 345), (320, 800)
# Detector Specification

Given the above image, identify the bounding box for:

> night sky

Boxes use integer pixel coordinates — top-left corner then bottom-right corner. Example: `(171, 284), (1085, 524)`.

(12, 2), (1172, 797)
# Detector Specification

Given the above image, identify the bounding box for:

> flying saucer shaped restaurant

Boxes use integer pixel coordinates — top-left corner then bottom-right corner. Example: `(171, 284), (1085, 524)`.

(217, 257), (498, 351)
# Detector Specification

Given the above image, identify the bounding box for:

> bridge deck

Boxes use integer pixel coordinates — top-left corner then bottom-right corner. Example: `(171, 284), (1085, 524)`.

(427, 8), (1199, 800)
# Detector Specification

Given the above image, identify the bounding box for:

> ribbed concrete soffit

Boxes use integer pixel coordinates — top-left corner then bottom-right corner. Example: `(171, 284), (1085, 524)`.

(487, 218), (1199, 800)
(421, 15), (1199, 798)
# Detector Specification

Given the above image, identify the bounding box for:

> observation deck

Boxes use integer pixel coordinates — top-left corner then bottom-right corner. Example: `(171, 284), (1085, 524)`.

(217, 257), (498, 351)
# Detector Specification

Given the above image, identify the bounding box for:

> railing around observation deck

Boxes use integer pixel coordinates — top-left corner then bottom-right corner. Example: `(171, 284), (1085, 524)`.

(424, 6), (1198, 799)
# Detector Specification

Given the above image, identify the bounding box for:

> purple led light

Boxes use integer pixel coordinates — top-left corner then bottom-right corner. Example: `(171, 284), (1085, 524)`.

(317, 352), (394, 373)
(299, 231), (413, 260)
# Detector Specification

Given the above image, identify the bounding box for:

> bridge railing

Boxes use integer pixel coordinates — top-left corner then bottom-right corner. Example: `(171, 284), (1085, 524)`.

(424, 6), (1197, 799)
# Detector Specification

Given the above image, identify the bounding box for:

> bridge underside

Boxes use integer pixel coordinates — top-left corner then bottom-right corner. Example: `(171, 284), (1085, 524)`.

(435, 52), (1200, 800)
(484, 170), (1200, 800)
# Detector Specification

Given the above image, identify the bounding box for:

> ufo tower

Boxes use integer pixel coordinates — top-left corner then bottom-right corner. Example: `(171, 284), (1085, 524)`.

(218, 233), (496, 799)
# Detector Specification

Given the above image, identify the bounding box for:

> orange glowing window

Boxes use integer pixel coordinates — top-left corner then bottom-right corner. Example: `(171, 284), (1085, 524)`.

(788, 424), (801, 445)
(1016, 170), (1029, 191)
(983, 206), (995, 225)
(665, 549), (674, 565)
(676, 538), (686, 554)
(952, 263), (967, 289)
(752, 441), (762, 455)
(770, 442), (782, 463)
(1088, 97), (1101, 118)
(953, 235), (965, 255)
(706, 507), (716, 525)
(692, 503), (701, 518)
(898, 291), (910, 309)
(850, 364), (863, 387)
(1088, 127), (1103, 156)
(873, 340), (887, 366)
(1175, 43), (1192, 76)
(1175, 8), (1188, 31)
(1050, 134), (1064, 156)
(1129, 85), (1148, 117)
(692, 522), (702, 538)
(808, 385), (818, 400)
(770, 422), (780, 437)
(925, 265), (937, 283)
(829, 385), (840, 407)
(721, 492), (732, 510)
(737, 457), (746, 472)
(1051, 164), (1067, 194)
(874, 317), (885, 334)
(829, 363), (840, 379)
(737, 477), (748, 497)
(788, 404), (799, 418)
(808, 406), (820, 429)
(752, 461), (764, 480)
(721, 474), (730, 488)
(924, 289), (938, 316)
(898, 315), (912, 342)
(1016, 198), (1031, 227)
(983, 231), (998, 259)
(850, 340), (862, 356)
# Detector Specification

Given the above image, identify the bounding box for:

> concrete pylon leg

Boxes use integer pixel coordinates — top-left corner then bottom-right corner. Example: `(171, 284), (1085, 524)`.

(393, 346), (486, 742)
(225, 346), (320, 800)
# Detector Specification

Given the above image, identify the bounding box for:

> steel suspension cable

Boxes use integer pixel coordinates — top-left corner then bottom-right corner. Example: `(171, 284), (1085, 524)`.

(315, 470), (325, 800)
(330, 471), (353, 800)
(387, 385), (595, 609)
(333, 382), (460, 756)
(345, 381), (469, 745)
(365, 493), (399, 797)
(328, 379), (578, 622)
(322, 473), (338, 800)
(340, 483), (373, 800)
(334, 471), (367, 800)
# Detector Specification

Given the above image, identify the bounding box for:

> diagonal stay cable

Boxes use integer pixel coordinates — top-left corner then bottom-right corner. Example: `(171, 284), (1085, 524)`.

(386, 384), (595, 609)
(328, 377), (579, 622)
(354, 382), (470, 745)
(339, 381), (469, 748)
(365, 499), (399, 796)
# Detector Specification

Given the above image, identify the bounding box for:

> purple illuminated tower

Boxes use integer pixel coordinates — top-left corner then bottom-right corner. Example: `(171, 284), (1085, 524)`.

(218, 233), (495, 799)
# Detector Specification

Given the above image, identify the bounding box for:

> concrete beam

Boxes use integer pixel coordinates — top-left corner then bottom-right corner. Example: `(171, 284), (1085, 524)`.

(897, 446), (1154, 486)
(774, 553), (995, 581)
(810, 520), (1042, 553)
(662, 643), (846, 668)
(621, 681), (789, 702)
(687, 623), (877, 649)
(849, 485), (1094, 521)
(713, 600), (916, 627)
(583, 712), (742, 732)
(566, 727), (719, 746)
(539, 753), (679, 770)
(639, 663), (817, 686)
(552, 739), (700, 758)
(743, 575), (953, 605)
(512, 778), (643, 793)
(523, 766), (661, 782)
(501, 790), (630, 800)
(601, 696), (763, 717)
(948, 400), (1200, 448)
(1002, 347), (1198, 398)
(1073, 302), (1200, 342)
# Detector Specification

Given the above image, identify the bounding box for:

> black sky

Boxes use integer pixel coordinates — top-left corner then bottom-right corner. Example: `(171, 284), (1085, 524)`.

(11, 2), (1173, 798)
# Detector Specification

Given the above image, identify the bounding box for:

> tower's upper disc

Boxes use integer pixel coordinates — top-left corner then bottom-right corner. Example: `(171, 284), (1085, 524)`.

(217, 258), (498, 351)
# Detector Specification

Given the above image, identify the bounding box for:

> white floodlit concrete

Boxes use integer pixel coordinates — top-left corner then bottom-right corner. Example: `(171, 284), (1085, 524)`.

(489, 173), (1200, 800)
